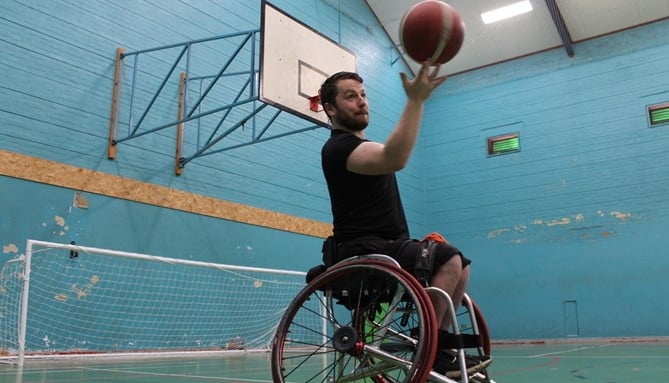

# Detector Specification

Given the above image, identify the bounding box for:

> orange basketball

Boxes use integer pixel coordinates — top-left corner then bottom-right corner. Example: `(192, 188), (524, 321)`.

(399, 0), (465, 65)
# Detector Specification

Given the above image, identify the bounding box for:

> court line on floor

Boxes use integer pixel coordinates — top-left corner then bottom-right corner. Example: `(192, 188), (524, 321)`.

(77, 366), (272, 382)
(528, 343), (616, 358)
(493, 356), (560, 376)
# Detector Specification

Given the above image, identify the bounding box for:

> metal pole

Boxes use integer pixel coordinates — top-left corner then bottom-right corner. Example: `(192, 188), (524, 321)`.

(17, 240), (35, 367)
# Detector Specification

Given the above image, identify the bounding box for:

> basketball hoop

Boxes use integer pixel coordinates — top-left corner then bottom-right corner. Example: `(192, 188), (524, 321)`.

(309, 95), (321, 112)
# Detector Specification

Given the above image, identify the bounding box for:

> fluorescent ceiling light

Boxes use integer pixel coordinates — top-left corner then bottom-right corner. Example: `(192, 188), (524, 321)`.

(481, 0), (533, 24)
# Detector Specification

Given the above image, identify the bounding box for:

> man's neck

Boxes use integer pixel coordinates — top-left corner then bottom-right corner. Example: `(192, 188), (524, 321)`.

(332, 124), (366, 139)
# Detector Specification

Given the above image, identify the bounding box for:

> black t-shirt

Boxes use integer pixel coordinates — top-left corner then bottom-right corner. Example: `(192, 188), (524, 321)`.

(321, 129), (409, 242)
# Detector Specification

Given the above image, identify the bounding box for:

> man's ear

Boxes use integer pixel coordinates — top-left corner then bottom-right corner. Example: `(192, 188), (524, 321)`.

(323, 103), (335, 119)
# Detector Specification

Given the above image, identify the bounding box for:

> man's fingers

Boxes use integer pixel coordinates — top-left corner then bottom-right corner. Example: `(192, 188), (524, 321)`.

(416, 61), (432, 78)
(429, 63), (442, 78)
(433, 75), (447, 87)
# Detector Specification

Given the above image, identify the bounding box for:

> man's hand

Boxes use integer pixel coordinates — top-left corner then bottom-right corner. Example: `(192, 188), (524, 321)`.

(347, 61), (447, 175)
(400, 61), (447, 103)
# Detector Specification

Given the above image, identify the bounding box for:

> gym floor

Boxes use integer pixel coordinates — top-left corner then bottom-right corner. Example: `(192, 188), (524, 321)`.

(2, 340), (668, 383)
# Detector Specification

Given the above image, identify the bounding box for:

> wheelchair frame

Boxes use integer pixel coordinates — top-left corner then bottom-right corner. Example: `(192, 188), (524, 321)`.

(271, 254), (495, 383)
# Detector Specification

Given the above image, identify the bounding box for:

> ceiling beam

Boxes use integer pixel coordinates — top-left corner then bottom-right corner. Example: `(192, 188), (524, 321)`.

(545, 0), (574, 57)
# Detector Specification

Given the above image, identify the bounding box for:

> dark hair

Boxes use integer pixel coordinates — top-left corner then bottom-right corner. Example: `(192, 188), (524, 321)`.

(318, 71), (363, 115)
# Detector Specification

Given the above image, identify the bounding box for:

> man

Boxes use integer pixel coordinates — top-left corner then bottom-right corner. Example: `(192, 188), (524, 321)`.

(319, 62), (491, 377)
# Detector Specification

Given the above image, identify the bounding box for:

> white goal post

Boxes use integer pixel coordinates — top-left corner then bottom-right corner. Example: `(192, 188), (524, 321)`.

(0, 239), (322, 366)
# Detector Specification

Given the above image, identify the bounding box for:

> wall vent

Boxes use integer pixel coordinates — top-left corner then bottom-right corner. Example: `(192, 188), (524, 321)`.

(648, 102), (669, 127)
(487, 133), (520, 156)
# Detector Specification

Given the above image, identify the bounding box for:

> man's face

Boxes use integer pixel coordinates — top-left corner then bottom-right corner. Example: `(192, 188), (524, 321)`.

(328, 79), (369, 131)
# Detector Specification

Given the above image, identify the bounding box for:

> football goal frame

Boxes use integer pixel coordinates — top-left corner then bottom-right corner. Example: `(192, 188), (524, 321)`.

(0, 239), (320, 367)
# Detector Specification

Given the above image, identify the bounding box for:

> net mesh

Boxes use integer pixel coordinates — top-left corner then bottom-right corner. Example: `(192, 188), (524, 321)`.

(0, 241), (315, 358)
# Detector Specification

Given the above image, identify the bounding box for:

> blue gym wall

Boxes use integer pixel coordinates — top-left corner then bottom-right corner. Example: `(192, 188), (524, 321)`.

(419, 20), (669, 339)
(1, 0), (668, 341)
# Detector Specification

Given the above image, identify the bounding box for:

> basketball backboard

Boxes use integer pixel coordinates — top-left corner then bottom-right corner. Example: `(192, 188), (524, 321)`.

(260, 1), (357, 126)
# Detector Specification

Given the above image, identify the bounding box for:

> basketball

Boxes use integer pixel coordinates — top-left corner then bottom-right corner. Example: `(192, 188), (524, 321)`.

(399, 0), (465, 65)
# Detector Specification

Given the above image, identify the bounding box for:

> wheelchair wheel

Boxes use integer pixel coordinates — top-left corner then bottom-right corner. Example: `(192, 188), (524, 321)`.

(271, 259), (438, 383)
(453, 295), (492, 357)
(472, 300), (491, 356)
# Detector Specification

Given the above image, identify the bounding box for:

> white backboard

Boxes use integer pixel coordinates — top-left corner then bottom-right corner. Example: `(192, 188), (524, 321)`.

(260, 1), (357, 126)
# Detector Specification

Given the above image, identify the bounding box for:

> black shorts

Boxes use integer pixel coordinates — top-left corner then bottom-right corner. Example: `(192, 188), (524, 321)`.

(332, 236), (471, 276)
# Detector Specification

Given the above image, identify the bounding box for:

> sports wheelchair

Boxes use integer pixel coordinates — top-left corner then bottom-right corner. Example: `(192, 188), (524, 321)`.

(271, 254), (495, 383)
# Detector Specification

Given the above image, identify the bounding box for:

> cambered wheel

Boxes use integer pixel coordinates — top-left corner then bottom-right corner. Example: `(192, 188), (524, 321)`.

(471, 300), (491, 356)
(453, 297), (492, 358)
(271, 259), (438, 383)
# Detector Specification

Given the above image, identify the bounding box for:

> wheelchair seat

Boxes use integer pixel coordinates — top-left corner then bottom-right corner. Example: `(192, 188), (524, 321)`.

(305, 255), (403, 310)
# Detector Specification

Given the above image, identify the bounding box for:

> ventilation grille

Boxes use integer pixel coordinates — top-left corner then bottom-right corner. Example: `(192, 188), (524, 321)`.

(487, 133), (520, 156)
(648, 102), (669, 127)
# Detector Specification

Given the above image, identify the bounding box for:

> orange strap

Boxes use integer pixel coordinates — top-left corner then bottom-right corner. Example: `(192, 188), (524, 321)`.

(422, 232), (448, 243)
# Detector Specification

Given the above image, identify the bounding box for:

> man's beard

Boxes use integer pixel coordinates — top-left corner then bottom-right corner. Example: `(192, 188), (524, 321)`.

(338, 112), (368, 132)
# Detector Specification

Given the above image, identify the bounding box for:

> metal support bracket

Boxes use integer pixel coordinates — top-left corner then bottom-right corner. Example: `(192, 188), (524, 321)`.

(108, 30), (323, 175)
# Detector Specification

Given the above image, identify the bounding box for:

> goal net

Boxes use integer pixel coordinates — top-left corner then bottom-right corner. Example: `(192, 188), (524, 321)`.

(0, 239), (320, 365)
